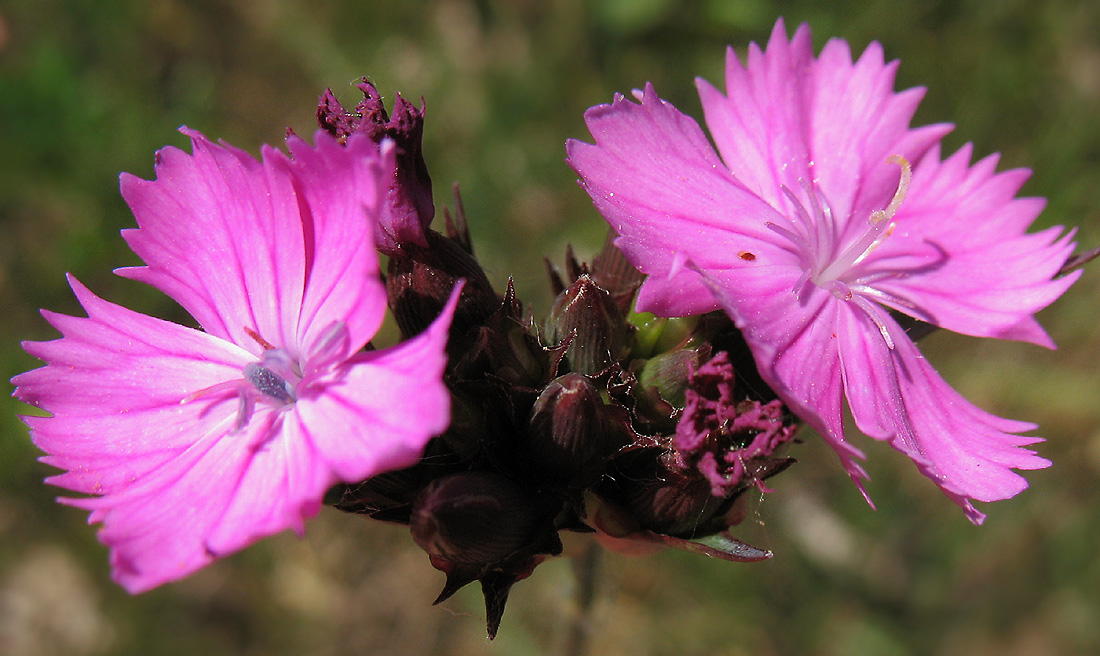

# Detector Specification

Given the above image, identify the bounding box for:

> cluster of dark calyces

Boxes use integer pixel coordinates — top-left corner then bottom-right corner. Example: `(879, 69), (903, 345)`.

(316, 79), (801, 639)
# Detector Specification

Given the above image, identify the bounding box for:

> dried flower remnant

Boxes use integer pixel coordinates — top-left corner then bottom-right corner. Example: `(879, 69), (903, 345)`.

(674, 352), (796, 498)
(318, 77), (435, 254)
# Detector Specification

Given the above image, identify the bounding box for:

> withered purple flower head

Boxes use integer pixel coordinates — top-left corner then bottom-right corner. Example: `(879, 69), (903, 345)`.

(674, 352), (797, 497)
(13, 129), (460, 593)
(568, 19), (1082, 523)
(318, 77), (435, 254)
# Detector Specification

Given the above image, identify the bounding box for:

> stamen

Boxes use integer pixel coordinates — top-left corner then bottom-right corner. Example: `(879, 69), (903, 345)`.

(234, 393), (255, 433)
(243, 327), (277, 351)
(798, 179), (832, 259)
(815, 155), (911, 284)
(772, 181), (841, 283)
(849, 294), (896, 350)
(244, 362), (296, 403)
(180, 379), (242, 405)
(765, 220), (808, 253)
(870, 155), (911, 225)
(779, 186), (815, 248)
(304, 322), (350, 374)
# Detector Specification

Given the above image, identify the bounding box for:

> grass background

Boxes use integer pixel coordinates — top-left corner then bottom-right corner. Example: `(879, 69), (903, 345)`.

(2, 1), (1099, 654)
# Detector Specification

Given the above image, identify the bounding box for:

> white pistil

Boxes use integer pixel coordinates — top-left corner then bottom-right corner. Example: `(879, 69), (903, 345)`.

(815, 155), (911, 286)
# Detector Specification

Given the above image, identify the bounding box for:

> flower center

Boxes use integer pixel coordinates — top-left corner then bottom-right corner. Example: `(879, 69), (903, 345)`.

(815, 155), (911, 286)
(180, 329), (303, 433)
(243, 353), (298, 404)
(766, 155), (911, 297)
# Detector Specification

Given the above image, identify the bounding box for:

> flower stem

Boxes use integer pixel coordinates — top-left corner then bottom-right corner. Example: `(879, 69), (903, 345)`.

(562, 540), (601, 656)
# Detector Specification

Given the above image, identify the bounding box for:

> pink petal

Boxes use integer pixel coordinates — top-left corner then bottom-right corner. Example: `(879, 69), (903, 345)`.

(697, 270), (871, 491)
(808, 38), (945, 224)
(207, 282), (461, 556)
(864, 145), (1080, 345)
(118, 129), (388, 357)
(201, 411), (330, 556)
(696, 19), (814, 207)
(119, 130), (306, 351)
(295, 282), (461, 482)
(78, 410), (279, 592)
(567, 83), (792, 316)
(10, 277), (288, 592)
(283, 133), (390, 354)
(837, 302), (1050, 524)
(14, 276), (249, 497)
(697, 20), (950, 228)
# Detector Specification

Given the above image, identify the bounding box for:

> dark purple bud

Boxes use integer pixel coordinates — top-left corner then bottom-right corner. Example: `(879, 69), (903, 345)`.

(386, 229), (499, 340)
(410, 472), (542, 566)
(599, 449), (726, 537)
(526, 373), (628, 487)
(415, 469), (563, 641)
(317, 78), (434, 254)
(331, 438), (462, 522)
(444, 279), (558, 390)
(443, 183), (474, 255)
(544, 275), (630, 375)
(588, 230), (645, 313)
(331, 467), (422, 522)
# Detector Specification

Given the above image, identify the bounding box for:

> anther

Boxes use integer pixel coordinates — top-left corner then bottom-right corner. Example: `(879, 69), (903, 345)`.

(870, 155), (911, 225)
(244, 363), (296, 403)
(243, 327), (277, 351)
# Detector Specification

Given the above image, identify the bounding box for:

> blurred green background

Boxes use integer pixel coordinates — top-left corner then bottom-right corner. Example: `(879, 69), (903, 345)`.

(2, 0), (1099, 654)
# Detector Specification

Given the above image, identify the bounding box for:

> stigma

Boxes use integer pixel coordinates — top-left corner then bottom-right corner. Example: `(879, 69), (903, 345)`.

(815, 155), (911, 286)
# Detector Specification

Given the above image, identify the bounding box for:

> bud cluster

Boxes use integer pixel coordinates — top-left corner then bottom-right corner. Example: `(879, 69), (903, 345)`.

(321, 81), (800, 638)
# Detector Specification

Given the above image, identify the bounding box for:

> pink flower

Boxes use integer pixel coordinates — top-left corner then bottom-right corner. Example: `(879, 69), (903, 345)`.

(567, 20), (1080, 523)
(13, 129), (459, 591)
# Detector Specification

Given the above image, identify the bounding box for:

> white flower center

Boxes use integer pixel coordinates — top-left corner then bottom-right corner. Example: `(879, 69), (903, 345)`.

(180, 329), (302, 433)
(766, 155), (911, 298)
(232, 332), (302, 430)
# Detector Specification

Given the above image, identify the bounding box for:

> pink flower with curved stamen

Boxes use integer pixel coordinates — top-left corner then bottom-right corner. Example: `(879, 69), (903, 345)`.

(13, 129), (459, 591)
(567, 19), (1080, 523)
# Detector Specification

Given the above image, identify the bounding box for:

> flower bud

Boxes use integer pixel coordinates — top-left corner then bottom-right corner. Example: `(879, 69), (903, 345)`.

(598, 449), (725, 537)
(317, 78), (434, 254)
(387, 229), (499, 340)
(526, 373), (628, 487)
(410, 472), (542, 565)
(587, 230), (646, 313)
(446, 280), (550, 387)
(629, 311), (697, 359)
(332, 466), (422, 517)
(638, 346), (710, 410)
(544, 275), (629, 375)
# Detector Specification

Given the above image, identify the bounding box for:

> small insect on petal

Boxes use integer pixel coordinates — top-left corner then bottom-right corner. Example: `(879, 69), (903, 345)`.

(739, 252), (756, 261)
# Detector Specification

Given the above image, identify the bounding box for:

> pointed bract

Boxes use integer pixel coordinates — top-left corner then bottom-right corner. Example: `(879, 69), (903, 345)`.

(14, 129), (459, 591)
(568, 19), (1079, 522)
